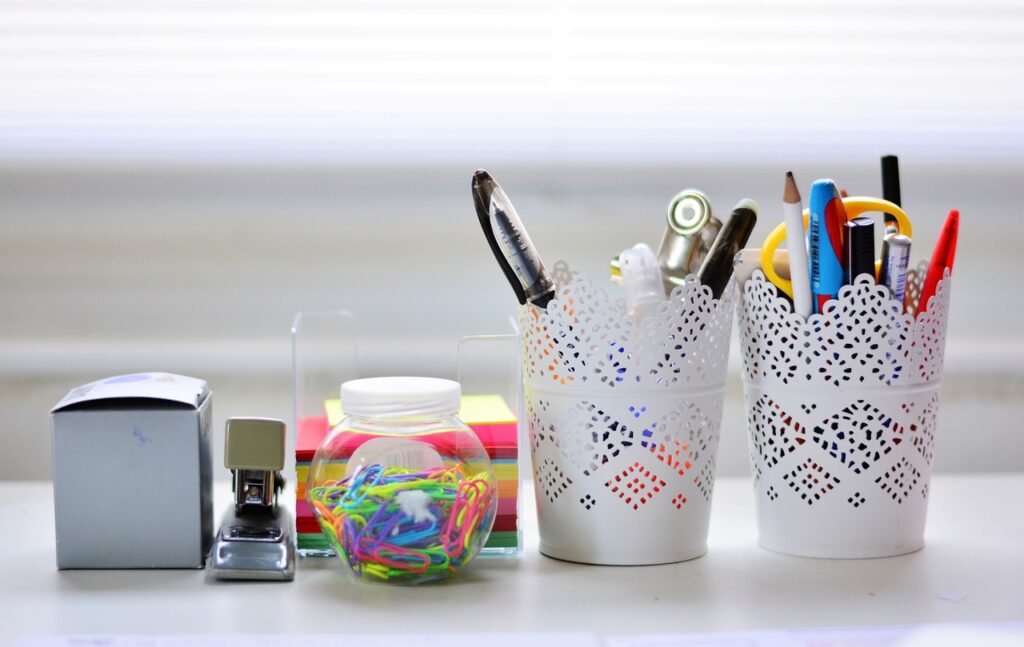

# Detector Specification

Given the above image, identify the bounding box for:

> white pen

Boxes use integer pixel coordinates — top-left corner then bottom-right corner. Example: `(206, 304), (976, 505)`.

(784, 172), (813, 318)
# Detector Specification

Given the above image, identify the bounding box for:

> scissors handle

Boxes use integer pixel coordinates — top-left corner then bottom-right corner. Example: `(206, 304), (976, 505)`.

(760, 197), (912, 299)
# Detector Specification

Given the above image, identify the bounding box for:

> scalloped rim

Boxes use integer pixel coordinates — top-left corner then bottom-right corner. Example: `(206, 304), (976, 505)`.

(737, 266), (953, 389)
(519, 261), (736, 393)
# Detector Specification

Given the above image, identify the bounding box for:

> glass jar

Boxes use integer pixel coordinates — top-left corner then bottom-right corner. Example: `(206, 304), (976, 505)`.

(306, 377), (497, 584)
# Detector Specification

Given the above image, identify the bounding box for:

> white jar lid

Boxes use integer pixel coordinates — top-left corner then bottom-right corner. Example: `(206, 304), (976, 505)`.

(341, 377), (461, 419)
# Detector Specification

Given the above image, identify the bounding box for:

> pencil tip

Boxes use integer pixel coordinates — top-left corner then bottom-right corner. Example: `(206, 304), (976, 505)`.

(783, 172), (801, 204)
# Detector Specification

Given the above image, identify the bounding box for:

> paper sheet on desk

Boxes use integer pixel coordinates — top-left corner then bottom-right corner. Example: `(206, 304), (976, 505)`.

(17, 626), (1024, 647)
(16, 634), (598, 647)
(607, 623), (1024, 647)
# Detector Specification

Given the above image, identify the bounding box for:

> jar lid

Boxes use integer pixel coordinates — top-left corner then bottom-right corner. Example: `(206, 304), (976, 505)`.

(341, 377), (461, 419)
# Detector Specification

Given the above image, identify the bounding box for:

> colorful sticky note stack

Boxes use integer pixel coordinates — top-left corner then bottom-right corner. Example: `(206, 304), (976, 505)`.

(295, 415), (333, 553)
(295, 394), (519, 554)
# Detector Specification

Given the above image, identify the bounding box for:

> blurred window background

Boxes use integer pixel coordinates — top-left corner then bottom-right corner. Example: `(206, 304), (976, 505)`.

(1, 0), (1022, 478)
(2, 0), (1022, 163)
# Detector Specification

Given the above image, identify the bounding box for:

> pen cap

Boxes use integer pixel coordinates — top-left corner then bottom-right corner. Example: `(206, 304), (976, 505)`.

(808, 179), (841, 209)
(697, 199), (758, 298)
(843, 216), (876, 282)
(619, 243), (665, 315)
(879, 233), (912, 302)
(881, 155), (901, 233)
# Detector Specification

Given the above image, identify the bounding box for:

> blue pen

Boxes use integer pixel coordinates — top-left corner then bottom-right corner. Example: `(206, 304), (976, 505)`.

(808, 179), (846, 314)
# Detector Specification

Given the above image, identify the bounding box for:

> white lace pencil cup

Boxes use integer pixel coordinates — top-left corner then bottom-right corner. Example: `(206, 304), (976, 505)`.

(738, 264), (952, 558)
(520, 262), (735, 565)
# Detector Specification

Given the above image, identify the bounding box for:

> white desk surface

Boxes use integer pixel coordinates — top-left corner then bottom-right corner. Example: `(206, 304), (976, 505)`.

(3, 475), (1022, 644)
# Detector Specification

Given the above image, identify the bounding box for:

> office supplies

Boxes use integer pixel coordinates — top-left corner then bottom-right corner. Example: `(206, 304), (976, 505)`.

(472, 169), (555, 309)
(50, 373), (212, 569)
(307, 377), (497, 583)
(733, 248), (789, 289)
(519, 261), (735, 564)
(737, 244), (955, 557)
(291, 312), (522, 556)
(878, 233), (912, 304)
(305, 394), (520, 554)
(208, 418), (294, 581)
(808, 180), (846, 314)
(843, 216), (876, 284)
(783, 172), (812, 318)
(697, 198), (757, 298)
(660, 189), (721, 283)
(309, 464), (495, 582)
(918, 209), (960, 316)
(609, 188), (719, 292)
(619, 243), (666, 322)
(759, 197), (911, 301)
(882, 155), (901, 235)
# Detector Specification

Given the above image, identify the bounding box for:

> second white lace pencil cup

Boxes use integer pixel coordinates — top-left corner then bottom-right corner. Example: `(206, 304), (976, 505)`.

(737, 264), (953, 558)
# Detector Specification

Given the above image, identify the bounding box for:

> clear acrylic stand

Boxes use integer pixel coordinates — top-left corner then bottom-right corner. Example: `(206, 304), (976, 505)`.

(457, 331), (524, 556)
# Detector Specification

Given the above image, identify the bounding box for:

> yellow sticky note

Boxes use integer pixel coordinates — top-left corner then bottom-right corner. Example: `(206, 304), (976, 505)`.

(459, 394), (516, 425)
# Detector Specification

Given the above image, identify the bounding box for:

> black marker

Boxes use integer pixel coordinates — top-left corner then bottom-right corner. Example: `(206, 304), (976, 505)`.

(881, 155), (901, 236)
(697, 199), (758, 299)
(843, 217), (876, 284)
(472, 170), (555, 309)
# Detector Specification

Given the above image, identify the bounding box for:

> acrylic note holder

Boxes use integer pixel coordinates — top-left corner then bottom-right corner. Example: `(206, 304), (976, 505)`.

(737, 263), (952, 558)
(520, 262), (735, 565)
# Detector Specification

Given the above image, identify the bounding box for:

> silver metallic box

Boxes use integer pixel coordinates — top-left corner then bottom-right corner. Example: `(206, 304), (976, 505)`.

(50, 373), (213, 569)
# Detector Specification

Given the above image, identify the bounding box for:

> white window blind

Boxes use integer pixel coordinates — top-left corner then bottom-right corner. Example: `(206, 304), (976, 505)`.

(1, 0), (1022, 163)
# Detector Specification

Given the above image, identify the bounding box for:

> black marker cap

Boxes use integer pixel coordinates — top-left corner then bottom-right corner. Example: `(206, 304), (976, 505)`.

(881, 155), (901, 233)
(844, 216), (876, 284)
(697, 199), (758, 299)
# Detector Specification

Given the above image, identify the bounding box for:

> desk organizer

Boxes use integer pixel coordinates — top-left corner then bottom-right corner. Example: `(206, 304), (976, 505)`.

(520, 262), (734, 565)
(737, 264), (952, 558)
